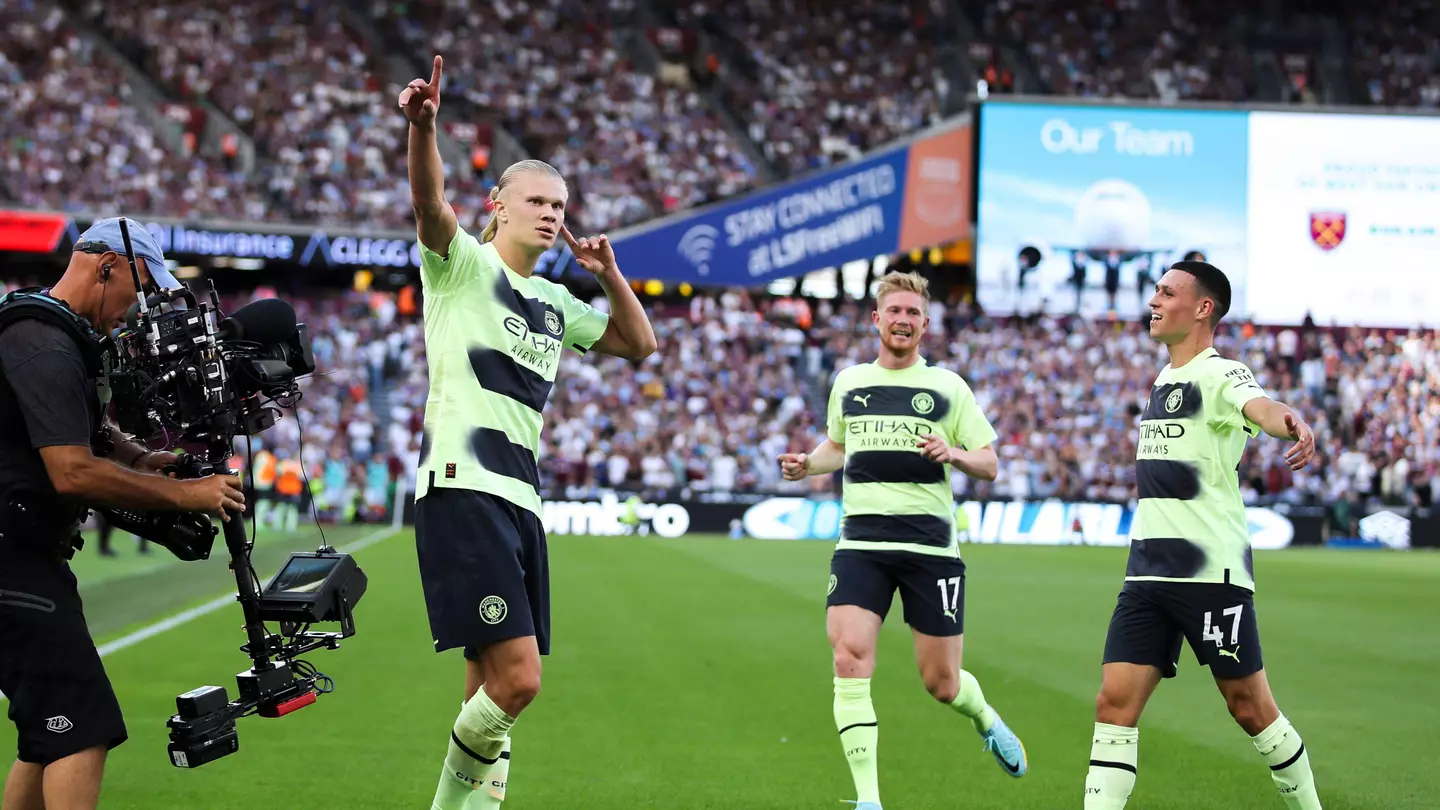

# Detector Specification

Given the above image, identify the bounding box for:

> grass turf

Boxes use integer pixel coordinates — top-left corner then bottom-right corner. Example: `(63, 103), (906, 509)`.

(2, 530), (1436, 809)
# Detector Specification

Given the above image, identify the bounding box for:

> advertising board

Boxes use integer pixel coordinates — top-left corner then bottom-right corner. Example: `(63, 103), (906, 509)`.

(977, 101), (1250, 320)
(1247, 112), (1440, 327)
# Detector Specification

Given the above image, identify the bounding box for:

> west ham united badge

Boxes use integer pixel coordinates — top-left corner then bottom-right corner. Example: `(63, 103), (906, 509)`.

(1309, 211), (1346, 252)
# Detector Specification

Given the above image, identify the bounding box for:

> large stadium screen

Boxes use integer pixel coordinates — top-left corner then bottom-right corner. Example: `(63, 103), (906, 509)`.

(976, 101), (1251, 321)
(1247, 111), (1440, 328)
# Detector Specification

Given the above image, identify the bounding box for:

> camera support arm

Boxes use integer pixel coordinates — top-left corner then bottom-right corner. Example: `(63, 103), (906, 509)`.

(164, 439), (367, 770)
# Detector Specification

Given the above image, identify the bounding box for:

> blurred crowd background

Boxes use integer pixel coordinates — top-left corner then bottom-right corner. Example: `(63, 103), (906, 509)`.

(0, 0), (1428, 535)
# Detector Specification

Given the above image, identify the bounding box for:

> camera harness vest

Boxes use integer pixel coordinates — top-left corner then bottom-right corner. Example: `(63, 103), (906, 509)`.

(0, 288), (112, 550)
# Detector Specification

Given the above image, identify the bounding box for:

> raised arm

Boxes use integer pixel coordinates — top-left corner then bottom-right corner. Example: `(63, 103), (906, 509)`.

(563, 226), (658, 360)
(400, 55), (458, 255)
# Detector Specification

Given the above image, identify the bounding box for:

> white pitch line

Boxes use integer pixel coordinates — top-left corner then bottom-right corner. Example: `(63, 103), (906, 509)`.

(1, 525), (401, 704)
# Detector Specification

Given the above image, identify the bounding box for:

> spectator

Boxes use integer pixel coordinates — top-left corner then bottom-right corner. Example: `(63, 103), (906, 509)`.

(668, 0), (951, 177)
(373, 0), (758, 230)
(974, 0), (1256, 102)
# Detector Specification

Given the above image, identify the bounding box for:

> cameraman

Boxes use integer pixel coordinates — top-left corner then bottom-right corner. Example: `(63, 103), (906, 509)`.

(0, 218), (245, 810)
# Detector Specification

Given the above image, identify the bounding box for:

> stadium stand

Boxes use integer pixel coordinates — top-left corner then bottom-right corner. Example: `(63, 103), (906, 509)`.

(1347, 0), (1440, 108)
(969, 0), (1257, 101)
(16, 0), (1440, 233)
(3, 0), (1432, 535)
(369, 0), (760, 231)
(75, 0), (494, 230)
(284, 284), (1434, 527)
(1, 261), (1424, 530)
(0, 1), (263, 219)
(660, 0), (955, 177)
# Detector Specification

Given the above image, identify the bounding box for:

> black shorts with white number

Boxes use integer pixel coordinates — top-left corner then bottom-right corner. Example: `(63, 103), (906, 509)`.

(1102, 580), (1263, 680)
(415, 486), (550, 658)
(827, 549), (967, 637)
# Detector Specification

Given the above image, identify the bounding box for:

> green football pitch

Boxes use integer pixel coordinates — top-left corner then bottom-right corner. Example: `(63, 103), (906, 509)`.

(3, 526), (1437, 809)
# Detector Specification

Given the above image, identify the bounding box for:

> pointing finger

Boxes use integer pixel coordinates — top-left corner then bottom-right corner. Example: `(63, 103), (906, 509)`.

(431, 55), (443, 87)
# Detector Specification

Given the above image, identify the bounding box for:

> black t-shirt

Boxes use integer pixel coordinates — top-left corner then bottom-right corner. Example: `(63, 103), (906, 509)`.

(0, 319), (98, 500)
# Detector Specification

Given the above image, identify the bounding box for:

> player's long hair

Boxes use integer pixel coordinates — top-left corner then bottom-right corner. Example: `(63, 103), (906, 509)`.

(479, 159), (567, 244)
(875, 270), (931, 306)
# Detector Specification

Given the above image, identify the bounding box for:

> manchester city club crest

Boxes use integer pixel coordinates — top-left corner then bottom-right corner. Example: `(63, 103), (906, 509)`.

(911, 392), (935, 415)
(827, 574), (837, 596)
(1165, 389), (1183, 413)
(479, 595), (508, 625)
(1309, 211), (1346, 252)
(544, 311), (561, 336)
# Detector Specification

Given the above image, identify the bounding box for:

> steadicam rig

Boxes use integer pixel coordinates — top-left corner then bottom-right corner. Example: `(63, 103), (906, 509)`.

(102, 219), (367, 769)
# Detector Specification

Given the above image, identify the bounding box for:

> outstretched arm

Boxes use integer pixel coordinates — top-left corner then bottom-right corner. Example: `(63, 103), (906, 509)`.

(1243, 398), (1316, 471)
(401, 55), (458, 254)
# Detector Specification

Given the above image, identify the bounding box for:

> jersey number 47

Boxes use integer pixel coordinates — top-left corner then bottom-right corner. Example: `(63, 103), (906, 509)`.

(1202, 605), (1243, 648)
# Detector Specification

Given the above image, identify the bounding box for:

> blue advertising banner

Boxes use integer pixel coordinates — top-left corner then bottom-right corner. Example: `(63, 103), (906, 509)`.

(976, 102), (1250, 320)
(740, 497), (1295, 550)
(614, 152), (905, 286)
(610, 122), (973, 286)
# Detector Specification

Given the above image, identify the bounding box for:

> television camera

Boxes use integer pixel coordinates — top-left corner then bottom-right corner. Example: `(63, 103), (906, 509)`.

(103, 219), (367, 769)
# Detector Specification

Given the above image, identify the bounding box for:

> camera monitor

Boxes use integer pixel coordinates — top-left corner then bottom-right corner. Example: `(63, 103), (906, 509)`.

(258, 552), (367, 625)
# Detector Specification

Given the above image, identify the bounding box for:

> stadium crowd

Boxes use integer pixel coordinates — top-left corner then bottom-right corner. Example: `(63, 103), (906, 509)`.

(969, 0), (1256, 101)
(1347, 0), (1440, 108)
(222, 285), (1432, 532)
(659, 0), (954, 177)
(0, 264), (1423, 535)
(2, 0), (1431, 534)
(0, 1), (263, 220)
(76, 0), (495, 231)
(370, 0), (759, 231)
(5, 0), (1438, 230)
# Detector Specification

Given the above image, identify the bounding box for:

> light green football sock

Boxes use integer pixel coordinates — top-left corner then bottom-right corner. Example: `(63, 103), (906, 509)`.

(1253, 714), (1321, 809)
(834, 677), (880, 805)
(1085, 722), (1138, 809)
(431, 690), (515, 810)
(465, 735), (511, 808)
(948, 669), (998, 733)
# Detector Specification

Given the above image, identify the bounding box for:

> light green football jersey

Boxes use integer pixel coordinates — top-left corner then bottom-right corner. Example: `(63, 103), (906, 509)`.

(1127, 347), (1270, 591)
(415, 227), (610, 515)
(826, 358), (998, 557)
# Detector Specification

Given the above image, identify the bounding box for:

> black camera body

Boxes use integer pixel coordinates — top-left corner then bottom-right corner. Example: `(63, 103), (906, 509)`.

(107, 284), (315, 446)
(105, 219), (364, 770)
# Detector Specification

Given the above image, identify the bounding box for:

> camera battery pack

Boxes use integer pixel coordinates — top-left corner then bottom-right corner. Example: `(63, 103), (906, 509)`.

(169, 730), (239, 769)
(175, 685), (229, 720)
